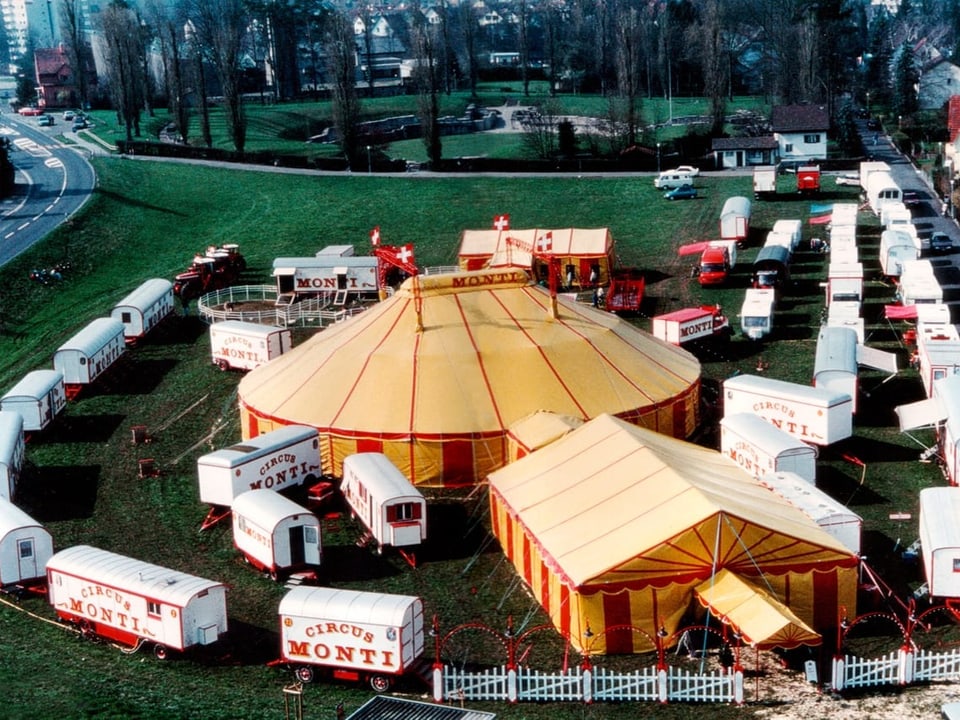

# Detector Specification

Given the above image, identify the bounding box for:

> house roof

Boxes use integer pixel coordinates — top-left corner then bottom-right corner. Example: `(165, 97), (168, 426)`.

(711, 136), (779, 151)
(34, 47), (70, 78)
(948, 95), (960, 143)
(770, 104), (830, 132)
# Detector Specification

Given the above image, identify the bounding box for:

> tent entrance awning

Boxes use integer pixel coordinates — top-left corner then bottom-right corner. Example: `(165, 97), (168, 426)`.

(694, 570), (821, 649)
(895, 397), (946, 431)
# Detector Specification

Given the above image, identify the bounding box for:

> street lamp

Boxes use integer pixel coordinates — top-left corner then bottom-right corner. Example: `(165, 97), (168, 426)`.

(898, 115), (902, 131)
(366, 145), (371, 175)
(657, 142), (661, 173)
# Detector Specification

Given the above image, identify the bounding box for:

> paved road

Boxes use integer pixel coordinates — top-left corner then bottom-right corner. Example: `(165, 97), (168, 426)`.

(0, 112), (97, 267)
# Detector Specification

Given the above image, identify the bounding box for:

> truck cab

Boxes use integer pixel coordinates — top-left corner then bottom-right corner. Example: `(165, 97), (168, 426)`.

(698, 246), (731, 286)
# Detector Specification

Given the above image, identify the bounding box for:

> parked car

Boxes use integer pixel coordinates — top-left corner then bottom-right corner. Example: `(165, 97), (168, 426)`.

(18, 106), (42, 116)
(71, 119), (87, 131)
(674, 165), (700, 177)
(664, 184), (697, 201)
(37, 115), (54, 126)
(930, 232), (955, 254)
(835, 173), (860, 187)
(62, 110), (75, 121)
(902, 190), (923, 207)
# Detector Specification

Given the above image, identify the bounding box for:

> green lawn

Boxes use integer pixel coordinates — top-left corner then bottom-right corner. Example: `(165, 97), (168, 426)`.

(0, 160), (943, 718)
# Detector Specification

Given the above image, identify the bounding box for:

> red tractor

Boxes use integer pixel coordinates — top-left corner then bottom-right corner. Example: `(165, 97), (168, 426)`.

(173, 244), (246, 302)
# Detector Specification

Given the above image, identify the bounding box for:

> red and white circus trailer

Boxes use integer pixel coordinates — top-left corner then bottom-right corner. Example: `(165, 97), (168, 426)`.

(722, 373), (853, 446)
(272, 256), (379, 305)
(197, 425), (321, 528)
(341, 453), (427, 561)
(279, 585), (426, 691)
(46, 545), (229, 657)
(719, 412), (817, 483)
(209, 320), (293, 372)
(0, 497), (53, 590)
(919, 487), (960, 598)
(0, 369), (66, 432)
(52, 317), (126, 395)
(110, 278), (175, 344)
(231, 489), (321, 580)
(814, 326), (859, 413)
(0, 411), (24, 501)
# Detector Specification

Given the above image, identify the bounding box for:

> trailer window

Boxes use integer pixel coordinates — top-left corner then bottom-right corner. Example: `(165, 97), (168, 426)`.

(304, 526), (318, 545)
(18, 539), (33, 558)
(147, 600), (161, 616)
(387, 503), (422, 522)
(121, 312), (132, 323)
(954, 558), (960, 573)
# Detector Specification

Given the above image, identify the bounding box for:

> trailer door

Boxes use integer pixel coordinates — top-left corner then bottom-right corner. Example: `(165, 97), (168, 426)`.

(17, 537), (36, 579)
(289, 525), (305, 566)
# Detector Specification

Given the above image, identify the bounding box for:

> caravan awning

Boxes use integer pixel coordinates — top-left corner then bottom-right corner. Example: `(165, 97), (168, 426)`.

(857, 345), (899, 374)
(694, 570), (821, 649)
(885, 304), (918, 320)
(272, 267), (296, 276)
(895, 397), (947, 431)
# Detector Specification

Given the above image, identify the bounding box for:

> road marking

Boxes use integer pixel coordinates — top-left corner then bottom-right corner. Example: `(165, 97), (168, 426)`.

(17, 222), (29, 230)
(44, 157), (63, 168)
(13, 138), (51, 157)
(0, 126), (18, 136)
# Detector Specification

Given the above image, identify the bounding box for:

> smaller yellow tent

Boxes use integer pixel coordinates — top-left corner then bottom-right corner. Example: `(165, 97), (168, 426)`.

(694, 570), (821, 649)
(488, 414), (858, 655)
(457, 228), (614, 288)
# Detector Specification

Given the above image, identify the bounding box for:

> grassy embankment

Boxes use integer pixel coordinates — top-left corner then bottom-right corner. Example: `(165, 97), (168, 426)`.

(0, 155), (943, 719)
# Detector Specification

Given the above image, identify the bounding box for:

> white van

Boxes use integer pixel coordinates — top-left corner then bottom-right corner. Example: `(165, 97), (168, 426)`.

(654, 170), (693, 190)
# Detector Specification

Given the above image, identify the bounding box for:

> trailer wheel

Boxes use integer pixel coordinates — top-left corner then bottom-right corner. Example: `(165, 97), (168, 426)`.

(369, 674), (391, 693)
(216, 359), (230, 371)
(154, 645), (168, 660)
(296, 666), (314, 684)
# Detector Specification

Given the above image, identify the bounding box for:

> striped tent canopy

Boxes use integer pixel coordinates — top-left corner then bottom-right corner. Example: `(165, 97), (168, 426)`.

(488, 414), (858, 654)
(238, 270), (701, 486)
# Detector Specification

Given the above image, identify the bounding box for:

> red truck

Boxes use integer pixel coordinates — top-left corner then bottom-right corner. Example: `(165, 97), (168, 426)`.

(796, 165), (821, 195)
(698, 245), (732, 286)
(651, 305), (730, 346)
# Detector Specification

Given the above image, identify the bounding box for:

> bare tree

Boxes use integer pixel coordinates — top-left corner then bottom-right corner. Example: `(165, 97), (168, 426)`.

(146, 0), (190, 143)
(411, 2), (442, 168)
(58, 0), (92, 108)
(613, 0), (643, 147)
(324, 11), (362, 166)
(459, 1), (480, 99)
(687, 0), (729, 135)
(100, 2), (144, 141)
(187, 0), (247, 153)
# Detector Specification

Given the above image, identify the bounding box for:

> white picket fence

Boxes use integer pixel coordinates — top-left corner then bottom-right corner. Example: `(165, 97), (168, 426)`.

(833, 646), (960, 690)
(434, 664), (742, 703)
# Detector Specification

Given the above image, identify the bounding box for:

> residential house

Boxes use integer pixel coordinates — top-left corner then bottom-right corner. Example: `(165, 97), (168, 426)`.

(710, 136), (779, 169)
(919, 58), (960, 111)
(34, 46), (75, 109)
(770, 104), (829, 163)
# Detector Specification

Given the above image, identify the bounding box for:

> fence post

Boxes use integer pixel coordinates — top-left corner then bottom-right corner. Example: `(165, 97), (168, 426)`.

(899, 646), (915, 685)
(507, 665), (517, 703)
(582, 666), (592, 704)
(831, 656), (845, 692)
(658, 667), (668, 703)
(733, 669), (744, 704)
(433, 666), (443, 702)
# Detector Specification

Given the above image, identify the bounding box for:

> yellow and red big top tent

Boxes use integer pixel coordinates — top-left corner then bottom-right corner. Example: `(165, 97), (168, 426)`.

(487, 414), (858, 655)
(237, 269), (700, 486)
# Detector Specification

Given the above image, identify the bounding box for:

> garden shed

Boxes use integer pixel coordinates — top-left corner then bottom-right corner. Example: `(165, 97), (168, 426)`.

(238, 270), (701, 486)
(487, 414), (858, 655)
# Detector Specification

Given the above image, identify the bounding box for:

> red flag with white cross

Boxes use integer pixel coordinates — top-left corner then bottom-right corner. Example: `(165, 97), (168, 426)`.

(370, 226), (381, 246)
(493, 214), (510, 231)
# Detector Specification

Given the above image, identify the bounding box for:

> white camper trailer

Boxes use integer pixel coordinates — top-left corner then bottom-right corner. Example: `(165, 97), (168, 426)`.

(279, 585), (426, 690)
(880, 229), (920, 277)
(753, 166), (777, 198)
(935, 375), (960, 486)
(825, 262), (864, 305)
(719, 413), (817, 483)
(232, 489), (322, 579)
(919, 487), (960, 598)
(208, 320), (293, 371)
(772, 219), (803, 252)
(273, 256), (379, 305)
(722, 374), (853, 446)
(341, 453), (427, 558)
(762, 472), (862, 554)
(110, 278), (175, 344)
(916, 334), (960, 398)
(739, 288), (776, 340)
(880, 202), (911, 229)
(866, 170), (902, 215)
(899, 275), (944, 306)
(830, 203), (860, 229)
(0, 369), (66, 432)
(829, 231), (859, 265)
(719, 196), (751, 243)
(0, 498), (53, 588)
(197, 425), (321, 510)
(0, 411), (24, 501)
(827, 301), (864, 344)
(46, 545), (228, 656)
(52, 317), (126, 390)
(814, 326), (859, 413)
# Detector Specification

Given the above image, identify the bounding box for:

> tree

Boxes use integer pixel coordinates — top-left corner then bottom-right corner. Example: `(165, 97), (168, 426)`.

(410, 2), (442, 168)
(324, 11), (362, 166)
(890, 40), (920, 119)
(58, 0), (92, 108)
(187, 0), (248, 153)
(458, 1), (480, 98)
(147, 0), (190, 143)
(688, 0), (728, 135)
(100, 2), (144, 141)
(612, 0), (643, 147)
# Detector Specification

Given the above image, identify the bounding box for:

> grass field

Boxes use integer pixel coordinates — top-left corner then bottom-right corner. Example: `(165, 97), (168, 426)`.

(0, 158), (948, 719)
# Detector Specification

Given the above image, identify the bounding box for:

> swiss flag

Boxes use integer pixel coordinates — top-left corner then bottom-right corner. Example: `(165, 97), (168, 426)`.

(396, 244), (414, 265)
(536, 232), (553, 252)
(370, 226), (381, 246)
(493, 214), (510, 231)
